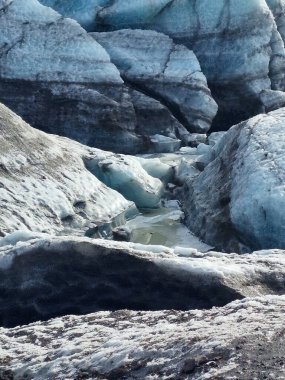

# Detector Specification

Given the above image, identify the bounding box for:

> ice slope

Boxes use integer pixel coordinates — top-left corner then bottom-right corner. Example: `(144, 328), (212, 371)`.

(0, 0), (119, 83)
(181, 108), (285, 253)
(0, 103), (164, 237)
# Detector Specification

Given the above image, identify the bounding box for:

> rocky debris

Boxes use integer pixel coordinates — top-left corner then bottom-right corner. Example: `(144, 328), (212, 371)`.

(0, 102), (167, 237)
(92, 29), (218, 134)
(0, 295), (285, 379)
(1, 235), (285, 327)
(181, 108), (285, 253)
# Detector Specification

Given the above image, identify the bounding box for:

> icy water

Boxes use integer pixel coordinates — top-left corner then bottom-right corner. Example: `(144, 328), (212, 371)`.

(126, 207), (212, 252)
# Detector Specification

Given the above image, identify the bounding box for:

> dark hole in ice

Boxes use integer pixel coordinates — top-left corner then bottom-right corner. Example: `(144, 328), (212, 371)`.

(209, 84), (263, 132)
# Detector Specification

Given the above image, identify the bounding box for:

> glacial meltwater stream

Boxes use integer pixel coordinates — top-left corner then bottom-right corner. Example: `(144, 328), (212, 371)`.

(125, 206), (212, 252)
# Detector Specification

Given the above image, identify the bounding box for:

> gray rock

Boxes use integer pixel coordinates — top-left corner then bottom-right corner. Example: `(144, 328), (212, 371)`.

(0, 294), (285, 379)
(181, 108), (285, 253)
(92, 29), (218, 134)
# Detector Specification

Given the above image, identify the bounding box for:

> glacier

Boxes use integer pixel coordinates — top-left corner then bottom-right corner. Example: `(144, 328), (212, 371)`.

(0, 0), (143, 153)
(40, 0), (285, 130)
(1, 295), (284, 379)
(0, 0), (285, 378)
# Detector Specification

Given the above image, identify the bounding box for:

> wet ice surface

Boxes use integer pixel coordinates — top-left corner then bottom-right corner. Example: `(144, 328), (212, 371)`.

(126, 207), (212, 252)
(124, 148), (213, 252)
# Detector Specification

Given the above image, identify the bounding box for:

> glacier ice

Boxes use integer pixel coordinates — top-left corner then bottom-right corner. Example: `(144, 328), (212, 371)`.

(0, 0), (142, 153)
(57, 0), (285, 129)
(0, 0), (219, 153)
(181, 108), (285, 252)
(39, 0), (106, 31)
(0, 0), (119, 83)
(83, 151), (164, 209)
(267, 0), (285, 41)
(92, 29), (218, 133)
(0, 105), (143, 237)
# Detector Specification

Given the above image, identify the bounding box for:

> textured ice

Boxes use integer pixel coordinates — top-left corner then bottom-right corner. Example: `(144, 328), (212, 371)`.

(88, 0), (285, 128)
(0, 265), (285, 378)
(139, 141), (218, 186)
(182, 107), (285, 252)
(0, 231), (49, 249)
(36, 1), (285, 129)
(93, 29), (218, 133)
(267, 0), (285, 41)
(0, 0), (120, 83)
(135, 156), (174, 183)
(0, 0), (218, 153)
(0, 0), (145, 154)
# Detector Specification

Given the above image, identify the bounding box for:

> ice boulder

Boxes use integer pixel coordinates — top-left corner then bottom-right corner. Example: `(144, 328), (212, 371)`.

(181, 108), (285, 253)
(83, 150), (164, 209)
(92, 29), (218, 133)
